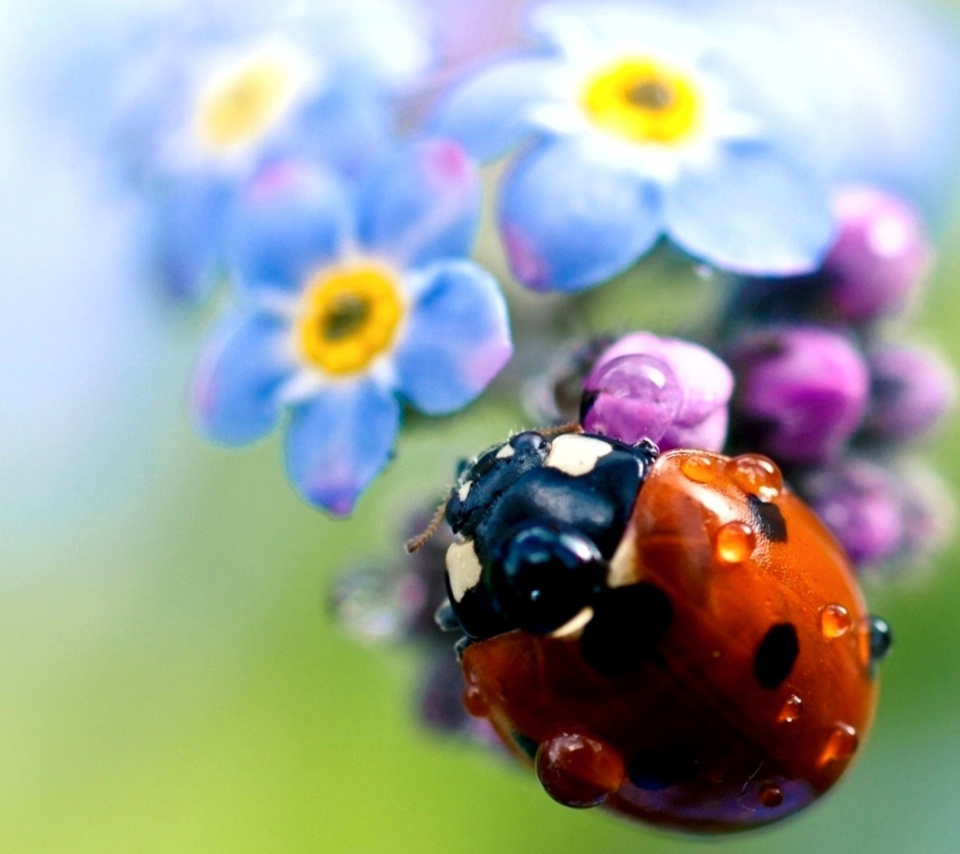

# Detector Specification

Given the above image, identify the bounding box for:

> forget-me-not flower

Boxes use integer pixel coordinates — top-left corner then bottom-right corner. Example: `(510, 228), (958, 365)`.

(432, 0), (835, 292)
(124, 0), (431, 301)
(191, 139), (513, 515)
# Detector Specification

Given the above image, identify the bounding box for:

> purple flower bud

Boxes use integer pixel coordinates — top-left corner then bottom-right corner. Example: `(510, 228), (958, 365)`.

(583, 332), (733, 452)
(800, 457), (955, 573)
(896, 463), (956, 566)
(418, 654), (501, 746)
(863, 343), (957, 443)
(729, 326), (870, 465)
(800, 458), (905, 569)
(581, 355), (682, 445)
(823, 186), (931, 323)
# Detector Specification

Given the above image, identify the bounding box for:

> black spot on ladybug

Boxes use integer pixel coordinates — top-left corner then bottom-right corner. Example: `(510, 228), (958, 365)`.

(754, 623), (799, 690)
(628, 746), (700, 791)
(747, 494), (787, 542)
(511, 732), (540, 761)
(580, 584), (673, 676)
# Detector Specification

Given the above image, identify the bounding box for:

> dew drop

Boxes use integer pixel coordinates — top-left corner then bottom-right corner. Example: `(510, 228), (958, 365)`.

(536, 732), (625, 808)
(818, 723), (859, 766)
(714, 521), (757, 565)
(758, 783), (784, 808)
(778, 694), (803, 724)
(868, 615), (893, 662)
(680, 453), (718, 484)
(463, 686), (489, 718)
(330, 566), (425, 643)
(580, 354), (682, 445)
(726, 454), (783, 502)
(820, 604), (852, 639)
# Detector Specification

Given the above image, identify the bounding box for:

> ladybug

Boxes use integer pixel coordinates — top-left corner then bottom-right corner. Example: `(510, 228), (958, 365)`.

(439, 430), (891, 833)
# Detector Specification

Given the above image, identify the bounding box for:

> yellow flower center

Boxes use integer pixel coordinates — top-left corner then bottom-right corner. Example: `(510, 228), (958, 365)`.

(296, 264), (405, 376)
(195, 56), (300, 153)
(582, 58), (701, 145)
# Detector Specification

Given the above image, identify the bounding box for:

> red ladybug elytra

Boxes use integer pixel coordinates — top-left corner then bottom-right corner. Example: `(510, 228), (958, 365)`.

(441, 433), (888, 833)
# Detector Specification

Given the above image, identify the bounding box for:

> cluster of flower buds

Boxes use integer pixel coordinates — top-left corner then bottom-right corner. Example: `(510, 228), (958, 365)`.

(723, 186), (956, 573)
(531, 186), (956, 574)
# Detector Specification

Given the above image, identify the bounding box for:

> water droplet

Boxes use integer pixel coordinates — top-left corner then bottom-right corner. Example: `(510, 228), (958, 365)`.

(536, 732), (625, 808)
(758, 783), (783, 807)
(820, 604), (852, 639)
(680, 453), (718, 483)
(330, 566), (425, 643)
(868, 615), (893, 662)
(818, 723), (859, 766)
(581, 355), (682, 445)
(778, 694), (803, 724)
(726, 455), (783, 502)
(714, 521), (757, 565)
(463, 686), (489, 718)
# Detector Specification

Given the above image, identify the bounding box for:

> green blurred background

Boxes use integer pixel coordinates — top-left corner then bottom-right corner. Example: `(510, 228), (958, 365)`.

(3, 1), (960, 852)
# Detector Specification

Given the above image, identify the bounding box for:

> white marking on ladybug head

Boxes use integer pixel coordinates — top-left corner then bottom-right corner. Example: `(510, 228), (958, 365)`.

(607, 526), (639, 588)
(545, 434), (613, 477)
(446, 540), (483, 603)
(457, 480), (472, 502)
(496, 443), (515, 459)
(549, 606), (595, 639)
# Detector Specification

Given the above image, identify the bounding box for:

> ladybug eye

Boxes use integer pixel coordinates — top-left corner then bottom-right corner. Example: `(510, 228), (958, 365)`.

(489, 523), (606, 635)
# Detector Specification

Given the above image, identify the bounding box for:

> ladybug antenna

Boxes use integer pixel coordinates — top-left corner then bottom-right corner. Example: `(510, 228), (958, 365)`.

(405, 499), (449, 554)
(536, 421), (583, 437)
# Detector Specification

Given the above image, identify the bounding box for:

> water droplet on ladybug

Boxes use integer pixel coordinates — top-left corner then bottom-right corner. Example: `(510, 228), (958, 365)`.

(463, 686), (489, 718)
(726, 454), (783, 502)
(680, 453), (719, 484)
(535, 732), (625, 808)
(714, 521), (756, 565)
(758, 783), (784, 807)
(778, 694), (803, 724)
(868, 616), (893, 662)
(820, 604), (852, 639)
(818, 723), (859, 766)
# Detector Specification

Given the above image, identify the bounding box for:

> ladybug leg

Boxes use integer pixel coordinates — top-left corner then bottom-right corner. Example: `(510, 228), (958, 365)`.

(488, 522), (608, 635)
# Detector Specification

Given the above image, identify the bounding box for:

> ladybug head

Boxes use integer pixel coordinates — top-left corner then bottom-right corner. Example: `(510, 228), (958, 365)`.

(445, 431), (551, 539)
(443, 431), (658, 641)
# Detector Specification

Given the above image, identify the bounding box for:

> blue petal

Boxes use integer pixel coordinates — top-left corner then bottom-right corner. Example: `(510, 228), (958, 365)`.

(529, 2), (708, 60)
(272, 82), (394, 180)
(395, 261), (512, 415)
(152, 174), (232, 302)
(284, 380), (401, 515)
(224, 161), (353, 301)
(356, 139), (480, 267)
(664, 141), (834, 275)
(298, 0), (431, 91)
(191, 311), (295, 445)
(429, 56), (570, 162)
(499, 138), (663, 292)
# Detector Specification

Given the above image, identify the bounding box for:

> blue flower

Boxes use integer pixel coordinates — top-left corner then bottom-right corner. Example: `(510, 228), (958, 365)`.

(191, 140), (513, 515)
(431, 0), (835, 292)
(124, 1), (432, 301)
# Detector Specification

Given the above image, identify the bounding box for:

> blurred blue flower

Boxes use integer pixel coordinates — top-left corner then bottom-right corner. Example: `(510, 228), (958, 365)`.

(714, 0), (960, 223)
(431, 0), (834, 292)
(191, 140), (513, 515)
(122, 0), (432, 302)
